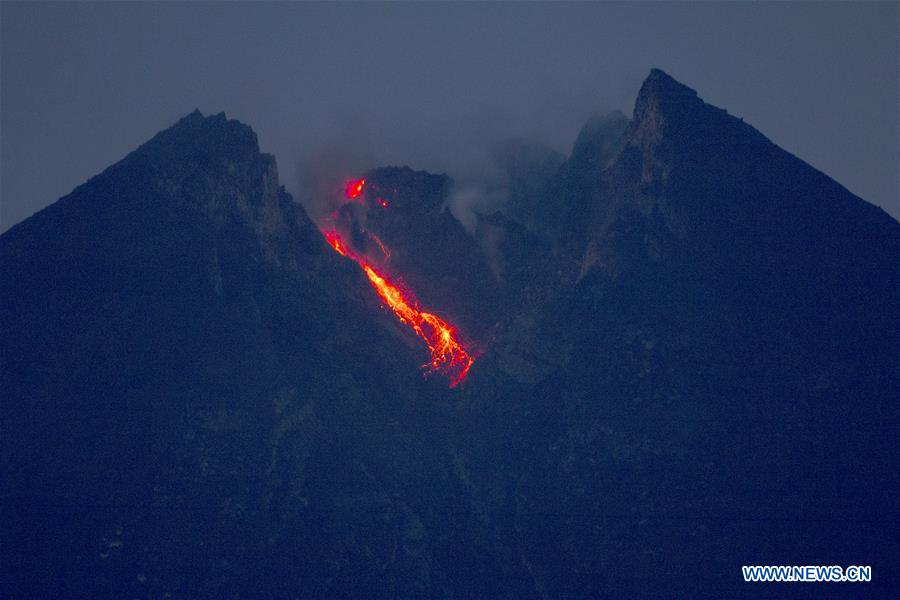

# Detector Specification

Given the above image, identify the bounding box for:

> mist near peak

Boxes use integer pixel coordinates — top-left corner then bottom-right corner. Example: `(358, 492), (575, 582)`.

(292, 99), (622, 236)
(2, 2), (897, 232)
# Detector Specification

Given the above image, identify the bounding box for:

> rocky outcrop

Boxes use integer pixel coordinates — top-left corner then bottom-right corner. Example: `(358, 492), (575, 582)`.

(458, 69), (900, 597)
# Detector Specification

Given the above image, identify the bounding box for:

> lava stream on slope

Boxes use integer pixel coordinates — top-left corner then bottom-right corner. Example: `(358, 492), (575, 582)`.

(321, 179), (474, 387)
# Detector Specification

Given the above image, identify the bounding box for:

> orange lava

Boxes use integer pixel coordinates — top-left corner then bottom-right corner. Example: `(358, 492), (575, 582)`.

(369, 232), (391, 260)
(345, 178), (366, 199)
(323, 229), (349, 256)
(323, 228), (474, 387)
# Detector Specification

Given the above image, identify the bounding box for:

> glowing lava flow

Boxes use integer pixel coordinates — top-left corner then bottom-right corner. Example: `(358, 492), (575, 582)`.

(345, 178), (366, 199)
(323, 226), (474, 388)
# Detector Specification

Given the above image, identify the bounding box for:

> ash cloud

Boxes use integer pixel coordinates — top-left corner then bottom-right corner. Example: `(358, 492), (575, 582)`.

(290, 98), (617, 233)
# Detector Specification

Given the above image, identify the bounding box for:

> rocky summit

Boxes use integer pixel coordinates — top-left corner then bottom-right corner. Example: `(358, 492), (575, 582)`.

(2, 70), (898, 598)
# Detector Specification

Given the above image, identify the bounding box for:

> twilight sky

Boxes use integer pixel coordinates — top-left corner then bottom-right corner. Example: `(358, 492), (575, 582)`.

(2, 2), (897, 231)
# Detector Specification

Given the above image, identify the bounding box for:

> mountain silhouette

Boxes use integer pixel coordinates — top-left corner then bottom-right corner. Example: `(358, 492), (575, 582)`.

(2, 71), (898, 598)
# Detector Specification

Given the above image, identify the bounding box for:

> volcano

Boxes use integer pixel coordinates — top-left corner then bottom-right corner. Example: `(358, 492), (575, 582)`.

(2, 71), (898, 598)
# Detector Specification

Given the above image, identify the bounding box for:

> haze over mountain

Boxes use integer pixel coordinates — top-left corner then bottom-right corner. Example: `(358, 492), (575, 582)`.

(2, 70), (898, 598)
(2, 2), (898, 233)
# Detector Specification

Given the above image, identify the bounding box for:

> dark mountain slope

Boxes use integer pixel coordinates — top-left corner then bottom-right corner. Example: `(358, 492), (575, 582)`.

(1, 112), (496, 598)
(458, 70), (900, 598)
(2, 68), (898, 599)
(579, 69), (899, 402)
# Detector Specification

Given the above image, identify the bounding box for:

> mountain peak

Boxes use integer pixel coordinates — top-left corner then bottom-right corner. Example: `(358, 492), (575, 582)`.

(88, 108), (281, 216)
(137, 109), (261, 165)
(639, 69), (698, 102)
(0, 108), (293, 250)
(631, 69), (706, 137)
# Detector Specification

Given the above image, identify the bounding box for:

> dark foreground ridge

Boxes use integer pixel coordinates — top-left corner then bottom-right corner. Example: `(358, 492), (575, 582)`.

(2, 70), (898, 598)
